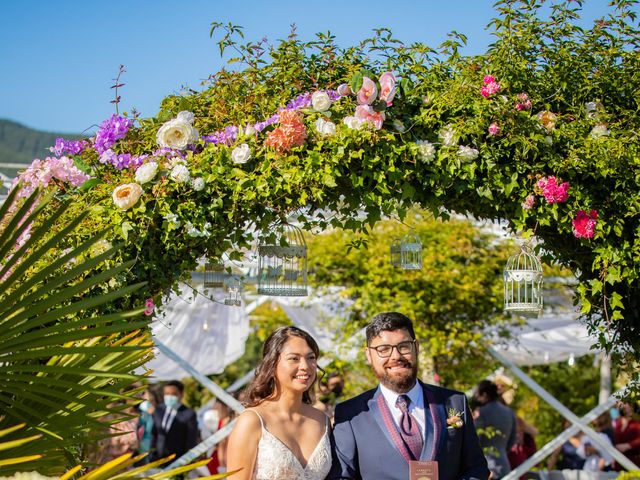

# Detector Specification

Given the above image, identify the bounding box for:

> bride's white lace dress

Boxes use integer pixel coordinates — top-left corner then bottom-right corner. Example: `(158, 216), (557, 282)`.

(247, 409), (331, 480)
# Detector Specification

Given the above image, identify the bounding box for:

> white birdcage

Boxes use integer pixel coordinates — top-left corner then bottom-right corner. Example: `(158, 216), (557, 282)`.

(390, 238), (402, 267)
(400, 232), (422, 270)
(504, 244), (543, 317)
(257, 224), (308, 296)
(204, 260), (225, 288)
(224, 284), (242, 307)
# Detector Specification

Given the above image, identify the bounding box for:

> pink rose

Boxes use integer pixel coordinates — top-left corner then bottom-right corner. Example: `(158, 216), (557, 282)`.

(515, 93), (532, 111)
(483, 75), (496, 84)
(481, 81), (500, 98)
(537, 176), (569, 203)
(355, 105), (385, 130)
(357, 76), (378, 105)
(144, 298), (155, 316)
(572, 210), (598, 239)
(337, 83), (351, 96)
(378, 72), (397, 106)
(488, 122), (500, 136)
(522, 195), (535, 210)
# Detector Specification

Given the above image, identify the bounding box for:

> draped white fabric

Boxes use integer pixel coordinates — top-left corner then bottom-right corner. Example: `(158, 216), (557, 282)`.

(144, 287), (250, 380)
(490, 310), (601, 365)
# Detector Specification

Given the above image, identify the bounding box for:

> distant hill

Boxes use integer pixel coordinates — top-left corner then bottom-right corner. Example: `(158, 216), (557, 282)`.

(0, 119), (84, 176)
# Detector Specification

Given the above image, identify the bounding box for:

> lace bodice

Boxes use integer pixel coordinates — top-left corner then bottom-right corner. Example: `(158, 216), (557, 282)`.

(248, 409), (331, 480)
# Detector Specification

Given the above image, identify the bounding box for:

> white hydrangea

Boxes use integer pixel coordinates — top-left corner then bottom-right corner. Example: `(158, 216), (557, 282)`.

(438, 124), (457, 147)
(169, 164), (190, 183)
(416, 140), (436, 163)
(191, 177), (205, 191)
(457, 145), (479, 161)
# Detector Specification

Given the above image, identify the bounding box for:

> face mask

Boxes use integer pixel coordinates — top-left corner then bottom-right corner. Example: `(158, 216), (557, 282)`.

(203, 409), (220, 432)
(610, 408), (620, 420)
(164, 394), (180, 410)
(139, 400), (151, 413)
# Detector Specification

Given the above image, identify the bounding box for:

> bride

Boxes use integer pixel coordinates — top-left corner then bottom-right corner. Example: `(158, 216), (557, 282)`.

(226, 326), (331, 479)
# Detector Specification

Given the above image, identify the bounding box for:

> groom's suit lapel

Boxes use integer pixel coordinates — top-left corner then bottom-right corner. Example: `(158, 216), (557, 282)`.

(368, 388), (410, 462)
(421, 382), (447, 461)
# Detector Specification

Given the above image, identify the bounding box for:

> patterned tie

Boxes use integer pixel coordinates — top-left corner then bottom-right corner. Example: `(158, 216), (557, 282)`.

(395, 394), (423, 460)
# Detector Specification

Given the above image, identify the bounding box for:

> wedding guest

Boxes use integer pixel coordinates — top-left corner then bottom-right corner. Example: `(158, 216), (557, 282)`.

(613, 402), (640, 470)
(474, 379), (518, 479)
(205, 400), (233, 475)
(137, 384), (162, 462)
(547, 419), (585, 471)
(149, 380), (199, 464)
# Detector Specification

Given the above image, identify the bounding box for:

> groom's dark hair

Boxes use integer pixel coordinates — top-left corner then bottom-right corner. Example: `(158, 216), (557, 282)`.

(366, 312), (415, 345)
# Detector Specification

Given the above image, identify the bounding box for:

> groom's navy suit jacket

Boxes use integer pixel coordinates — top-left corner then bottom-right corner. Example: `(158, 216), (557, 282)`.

(327, 381), (489, 480)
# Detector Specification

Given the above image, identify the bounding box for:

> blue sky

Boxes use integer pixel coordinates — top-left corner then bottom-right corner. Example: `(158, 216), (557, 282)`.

(0, 0), (624, 134)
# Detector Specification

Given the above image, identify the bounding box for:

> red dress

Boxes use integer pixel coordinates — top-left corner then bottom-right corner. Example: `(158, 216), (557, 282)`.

(614, 419), (640, 470)
(207, 419), (225, 474)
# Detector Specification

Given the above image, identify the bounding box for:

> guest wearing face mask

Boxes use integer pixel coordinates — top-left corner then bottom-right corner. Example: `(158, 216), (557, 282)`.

(137, 385), (162, 464)
(149, 380), (199, 464)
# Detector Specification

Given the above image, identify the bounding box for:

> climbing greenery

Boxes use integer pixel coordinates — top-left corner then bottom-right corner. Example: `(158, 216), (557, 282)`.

(11, 0), (640, 374)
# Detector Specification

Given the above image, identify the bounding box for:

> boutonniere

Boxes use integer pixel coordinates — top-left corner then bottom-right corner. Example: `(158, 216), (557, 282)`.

(446, 408), (464, 429)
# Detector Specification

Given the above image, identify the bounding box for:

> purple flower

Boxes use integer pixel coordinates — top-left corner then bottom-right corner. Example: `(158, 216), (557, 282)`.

(50, 138), (88, 156)
(94, 114), (133, 154)
(99, 149), (146, 170)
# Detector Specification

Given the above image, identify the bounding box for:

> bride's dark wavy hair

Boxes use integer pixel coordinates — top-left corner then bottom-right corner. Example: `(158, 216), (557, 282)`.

(242, 326), (323, 407)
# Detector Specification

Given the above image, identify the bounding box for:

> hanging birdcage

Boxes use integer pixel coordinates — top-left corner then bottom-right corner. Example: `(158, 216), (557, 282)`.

(400, 232), (422, 270)
(224, 284), (242, 307)
(504, 244), (543, 317)
(257, 224), (308, 296)
(390, 238), (402, 267)
(204, 260), (225, 288)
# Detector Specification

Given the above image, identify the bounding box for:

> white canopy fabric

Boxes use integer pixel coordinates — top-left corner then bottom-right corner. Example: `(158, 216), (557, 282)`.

(490, 310), (601, 366)
(144, 286), (250, 380)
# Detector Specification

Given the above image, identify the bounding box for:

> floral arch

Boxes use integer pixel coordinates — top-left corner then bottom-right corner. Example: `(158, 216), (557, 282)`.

(12, 0), (640, 366)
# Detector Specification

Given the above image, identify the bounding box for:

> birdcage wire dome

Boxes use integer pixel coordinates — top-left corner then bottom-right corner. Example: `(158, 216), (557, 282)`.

(257, 223), (308, 296)
(224, 284), (243, 306)
(390, 238), (402, 267)
(504, 244), (543, 317)
(400, 232), (422, 270)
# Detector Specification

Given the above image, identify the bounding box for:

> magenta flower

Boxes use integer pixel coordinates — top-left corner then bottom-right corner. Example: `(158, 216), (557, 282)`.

(572, 210), (598, 239)
(483, 75), (496, 84)
(480, 81), (500, 98)
(488, 122), (500, 136)
(144, 298), (155, 316)
(537, 176), (570, 203)
(378, 72), (397, 106)
(357, 76), (378, 105)
(94, 114), (133, 154)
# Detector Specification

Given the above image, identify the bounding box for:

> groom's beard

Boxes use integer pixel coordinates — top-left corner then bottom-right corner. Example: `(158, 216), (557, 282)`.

(377, 359), (418, 393)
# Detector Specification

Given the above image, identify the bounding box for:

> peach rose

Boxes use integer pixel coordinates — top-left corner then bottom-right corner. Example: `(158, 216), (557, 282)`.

(355, 105), (385, 130)
(112, 183), (143, 210)
(379, 72), (396, 106)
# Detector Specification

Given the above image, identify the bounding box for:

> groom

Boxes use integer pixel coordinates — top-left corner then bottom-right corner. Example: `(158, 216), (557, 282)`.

(328, 312), (489, 480)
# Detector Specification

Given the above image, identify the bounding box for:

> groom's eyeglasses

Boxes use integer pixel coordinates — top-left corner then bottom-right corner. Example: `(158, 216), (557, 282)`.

(367, 340), (416, 358)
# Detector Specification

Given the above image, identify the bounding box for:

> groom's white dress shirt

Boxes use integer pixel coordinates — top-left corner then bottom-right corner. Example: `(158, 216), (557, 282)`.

(379, 381), (426, 438)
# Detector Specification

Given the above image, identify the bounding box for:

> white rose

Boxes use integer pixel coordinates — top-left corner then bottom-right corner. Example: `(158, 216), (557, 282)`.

(344, 116), (365, 130)
(134, 161), (158, 184)
(156, 116), (199, 150)
(177, 111), (195, 123)
(112, 183), (143, 210)
(311, 91), (332, 112)
(439, 125), (457, 147)
(191, 177), (205, 191)
(315, 118), (336, 137)
(590, 124), (610, 138)
(416, 140), (436, 163)
(457, 145), (479, 161)
(231, 143), (251, 164)
(170, 164), (191, 183)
